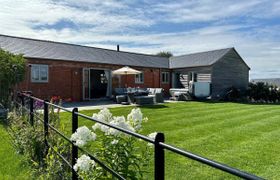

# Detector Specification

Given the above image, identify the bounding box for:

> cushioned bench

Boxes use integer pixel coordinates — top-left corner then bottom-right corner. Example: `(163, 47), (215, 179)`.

(135, 96), (154, 105)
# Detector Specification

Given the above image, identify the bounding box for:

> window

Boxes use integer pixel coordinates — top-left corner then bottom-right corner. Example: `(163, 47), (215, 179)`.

(135, 72), (144, 83)
(100, 73), (108, 84)
(161, 72), (169, 83)
(31, 64), (49, 83)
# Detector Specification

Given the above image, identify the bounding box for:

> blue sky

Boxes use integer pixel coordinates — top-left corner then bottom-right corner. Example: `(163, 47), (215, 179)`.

(0, 0), (280, 79)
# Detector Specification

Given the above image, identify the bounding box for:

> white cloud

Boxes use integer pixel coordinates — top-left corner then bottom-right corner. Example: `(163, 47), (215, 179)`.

(151, 0), (265, 23)
(0, 0), (279, 79)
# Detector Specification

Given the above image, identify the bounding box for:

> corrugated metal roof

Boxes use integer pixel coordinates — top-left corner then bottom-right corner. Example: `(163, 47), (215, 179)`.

(0, 34), (169, 68)
(169, 48), (233, 69)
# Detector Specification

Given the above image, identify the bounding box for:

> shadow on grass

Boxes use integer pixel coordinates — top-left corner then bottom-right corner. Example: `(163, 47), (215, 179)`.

(138, 104), (169, 109)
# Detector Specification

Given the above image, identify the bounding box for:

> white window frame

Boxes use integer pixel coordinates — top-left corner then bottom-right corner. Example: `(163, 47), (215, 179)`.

(161, 72), (169, 84)
(135, 72), (144, 84)
(31, 64), (49, 83)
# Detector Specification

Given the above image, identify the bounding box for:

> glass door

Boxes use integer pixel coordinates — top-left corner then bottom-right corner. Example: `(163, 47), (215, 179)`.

(83, 68), (90, 100)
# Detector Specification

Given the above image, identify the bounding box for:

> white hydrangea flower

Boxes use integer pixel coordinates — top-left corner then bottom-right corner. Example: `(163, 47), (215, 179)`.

(70, 126), (96, 147)
(127, 108), (147, 130)
(92, 108), (112, 122)
(127, 108), (143, 123)
(74, 154), (95, 172)
(92, 108), (113, 132)
(108, 116), (135, 136)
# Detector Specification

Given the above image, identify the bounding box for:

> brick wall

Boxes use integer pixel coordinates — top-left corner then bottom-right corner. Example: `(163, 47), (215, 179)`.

(18, 58), (171, 101)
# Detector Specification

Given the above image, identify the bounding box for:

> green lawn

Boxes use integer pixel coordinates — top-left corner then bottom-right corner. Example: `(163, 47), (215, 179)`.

(0, 123), (30, 179)
(59, 101), (280, 179)
(1, 101), (280, 179)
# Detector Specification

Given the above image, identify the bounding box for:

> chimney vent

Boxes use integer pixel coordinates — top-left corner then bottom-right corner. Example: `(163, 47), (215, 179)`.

(117, 44), (120, 51)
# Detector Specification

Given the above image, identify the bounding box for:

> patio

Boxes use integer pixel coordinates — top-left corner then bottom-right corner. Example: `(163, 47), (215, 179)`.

(62, 100), (136, 111)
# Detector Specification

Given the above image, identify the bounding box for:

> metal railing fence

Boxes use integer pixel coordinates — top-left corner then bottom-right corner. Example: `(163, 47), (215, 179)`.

(15, 93), (263, 180)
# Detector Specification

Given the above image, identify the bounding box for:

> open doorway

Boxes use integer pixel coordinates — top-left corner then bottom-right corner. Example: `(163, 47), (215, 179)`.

(83, 68), (112, 100)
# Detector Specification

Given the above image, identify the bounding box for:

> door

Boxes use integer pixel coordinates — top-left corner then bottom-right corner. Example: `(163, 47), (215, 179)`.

(90, 69), (107, 99)
(83, 68), (90, 100)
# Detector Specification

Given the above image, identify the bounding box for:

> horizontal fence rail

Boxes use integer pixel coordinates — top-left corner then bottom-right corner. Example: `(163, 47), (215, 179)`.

(16, 93), (263, 180)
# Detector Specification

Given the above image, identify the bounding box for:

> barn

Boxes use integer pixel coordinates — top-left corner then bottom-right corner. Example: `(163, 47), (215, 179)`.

(170, 48), (250, 99)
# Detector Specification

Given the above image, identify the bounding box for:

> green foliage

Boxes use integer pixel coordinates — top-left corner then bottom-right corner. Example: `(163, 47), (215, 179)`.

(7, 99), (70, 179)
(156, 51), (173, 58)
(93, 134), (152, 179)
(38, 136), (71, 180)
(223, 86), (241, 101)
(0, 49), (25, 107)
(8, 109), (45, 166)
(247, 82), (280, 102)
(0, 122), (31, 179)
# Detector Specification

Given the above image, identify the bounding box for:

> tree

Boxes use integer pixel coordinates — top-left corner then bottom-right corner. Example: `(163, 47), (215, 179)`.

(156, 51), (173, 58)
(0, 49), (25, 107)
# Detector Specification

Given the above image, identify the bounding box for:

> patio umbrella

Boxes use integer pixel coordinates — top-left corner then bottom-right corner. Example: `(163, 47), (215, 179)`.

(112, 66), (141, 87)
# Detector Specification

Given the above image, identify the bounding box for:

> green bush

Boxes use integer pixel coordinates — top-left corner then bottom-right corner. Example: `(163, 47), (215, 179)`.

(0, 49), (25, 108)
(247, 82), (280, 102)
(8, 110), (45, 163)
(223, 86), (241, 101)
(7, 99), (70, 179)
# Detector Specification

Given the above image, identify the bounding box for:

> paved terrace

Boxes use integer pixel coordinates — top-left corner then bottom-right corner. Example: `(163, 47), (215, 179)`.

(61, 100), (136, 111)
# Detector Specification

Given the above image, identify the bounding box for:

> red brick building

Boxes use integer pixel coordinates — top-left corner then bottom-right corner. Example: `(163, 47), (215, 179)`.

(20, 59), (171, 101)
(0, 35), (250, 101)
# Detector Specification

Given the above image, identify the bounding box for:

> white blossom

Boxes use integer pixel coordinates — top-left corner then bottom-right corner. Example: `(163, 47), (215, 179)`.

(127, 108), (148, 130)
(91, 108), (146, 137)
(127, 108), (143, 123)
(92, 108), (113, 132)
(92, 108), (112, 122)
(70, 126), (96, 147)
(74, 154), (95, 172)
(108, 116), (135, 136)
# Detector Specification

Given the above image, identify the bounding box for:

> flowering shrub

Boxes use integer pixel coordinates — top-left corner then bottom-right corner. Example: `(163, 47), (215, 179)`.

(73, 108), (152, 179)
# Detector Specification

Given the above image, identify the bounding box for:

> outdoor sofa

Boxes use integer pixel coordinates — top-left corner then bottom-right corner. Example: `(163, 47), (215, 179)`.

(113, 88), (164, 104)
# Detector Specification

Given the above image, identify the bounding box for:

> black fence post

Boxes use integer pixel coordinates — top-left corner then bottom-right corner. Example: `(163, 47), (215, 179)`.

(154, 132), (165, 180)
(44, 100), (49, 153)
(21, 95), (25, 115)
(72, 108), (78, 180)
(29, 97), (34, 126)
